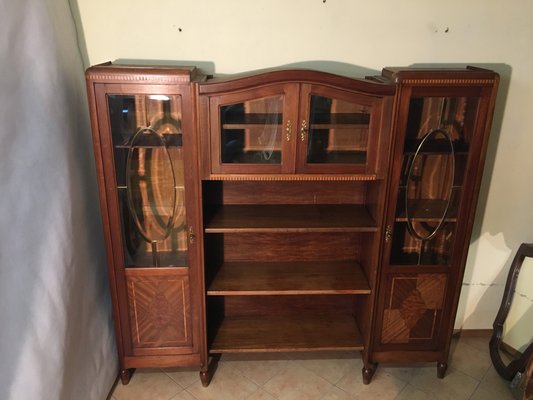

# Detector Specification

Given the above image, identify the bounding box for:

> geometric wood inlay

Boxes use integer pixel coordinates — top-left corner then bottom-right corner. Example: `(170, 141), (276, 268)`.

(127, 272), (191, 350)
(381, 274), (447, 344)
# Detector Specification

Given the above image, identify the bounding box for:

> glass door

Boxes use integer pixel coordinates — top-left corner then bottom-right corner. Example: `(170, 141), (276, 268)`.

(380, 91), (480, 347)
(389, 95), (476, 266)
(106, 92), (189, 268)
(209, 84), (298, 174)
(297, 84), (381, 174)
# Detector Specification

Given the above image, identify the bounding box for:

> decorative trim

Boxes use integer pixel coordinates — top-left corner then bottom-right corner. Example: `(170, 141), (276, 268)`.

(86, 74), (191, 84)
(453, 328), (492, 338)
(403, 78), (495, 85)
(208, 174), (377, 181)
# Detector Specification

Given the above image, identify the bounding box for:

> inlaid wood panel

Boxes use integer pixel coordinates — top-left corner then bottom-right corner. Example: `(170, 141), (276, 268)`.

(381, 273), (447, 345)
(126, 269), (192, 354)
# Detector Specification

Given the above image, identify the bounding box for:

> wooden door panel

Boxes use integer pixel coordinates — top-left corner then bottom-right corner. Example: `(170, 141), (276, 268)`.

(380, 273), (447, 346)
(126, 268), (193, 355)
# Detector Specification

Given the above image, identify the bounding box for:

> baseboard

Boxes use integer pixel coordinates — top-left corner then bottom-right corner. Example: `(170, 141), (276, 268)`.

(453, 328), (493, 337)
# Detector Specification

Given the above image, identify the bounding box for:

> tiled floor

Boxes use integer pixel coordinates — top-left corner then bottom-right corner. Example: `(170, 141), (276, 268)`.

(109, 336), (516, 400)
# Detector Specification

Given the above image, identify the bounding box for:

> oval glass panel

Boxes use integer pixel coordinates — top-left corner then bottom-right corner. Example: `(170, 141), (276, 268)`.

(126, 127), (177, 243)
(405, 129), (455, 241)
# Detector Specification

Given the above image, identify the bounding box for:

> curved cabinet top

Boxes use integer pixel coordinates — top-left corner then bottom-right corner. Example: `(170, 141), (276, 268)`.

(198, 69), (395, 96)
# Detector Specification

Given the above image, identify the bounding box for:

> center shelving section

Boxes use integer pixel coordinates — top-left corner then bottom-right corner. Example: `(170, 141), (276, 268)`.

(202, 178), (381, 353)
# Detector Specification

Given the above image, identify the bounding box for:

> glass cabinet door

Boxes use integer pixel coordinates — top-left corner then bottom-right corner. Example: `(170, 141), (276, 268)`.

(297, 85), (379, 174)
(389, 95), (478, 266)
(210, 84), (297, 174)
(107, 93), (188, 268)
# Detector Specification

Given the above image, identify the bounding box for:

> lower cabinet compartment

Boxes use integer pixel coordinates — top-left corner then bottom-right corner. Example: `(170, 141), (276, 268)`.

(210, 314), (363, 352)
(207, 295), (365, 353)
(125, 268), (194, 356)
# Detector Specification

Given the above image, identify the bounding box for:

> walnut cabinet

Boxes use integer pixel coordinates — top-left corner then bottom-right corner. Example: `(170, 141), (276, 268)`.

(85, 63), (499, 386)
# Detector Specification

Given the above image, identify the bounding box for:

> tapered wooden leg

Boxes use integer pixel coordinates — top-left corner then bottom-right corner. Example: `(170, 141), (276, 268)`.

(200, 354), (221, 387)
(120, 368), (134, 385)
(199, 370), (210, 387)
(437, 362), (448, 379)
(362, 363), (377, 384)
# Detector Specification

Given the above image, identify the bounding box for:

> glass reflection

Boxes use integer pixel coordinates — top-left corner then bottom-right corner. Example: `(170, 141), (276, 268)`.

(307, 95), (370, 164)
(390, 96), (476, 266)
(220, 96), (283, 164)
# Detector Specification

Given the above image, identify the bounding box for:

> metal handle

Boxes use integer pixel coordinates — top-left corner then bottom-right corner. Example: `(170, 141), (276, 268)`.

(385, 225), (393, 243)
(300, 120), (307, 142)
(285, 120), (292, 142)
(188, 226), (195, 244)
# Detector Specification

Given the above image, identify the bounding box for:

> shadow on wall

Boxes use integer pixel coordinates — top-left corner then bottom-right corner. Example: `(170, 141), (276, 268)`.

(112, 59), (378, 80)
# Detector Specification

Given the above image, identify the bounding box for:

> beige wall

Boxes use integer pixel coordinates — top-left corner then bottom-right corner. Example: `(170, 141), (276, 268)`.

(73, 0), (533, 344)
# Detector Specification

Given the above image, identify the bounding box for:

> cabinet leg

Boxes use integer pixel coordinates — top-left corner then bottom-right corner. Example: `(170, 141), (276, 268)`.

(437, 362), (448, 379)
(199, 354), (221, 387)
(119, 368), (135, 385)
(362, 363), (377, 385)
(199, 370), (210, 387)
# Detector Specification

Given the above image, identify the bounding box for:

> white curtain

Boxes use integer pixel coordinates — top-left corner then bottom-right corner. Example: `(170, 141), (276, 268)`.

(0, 0), (117, 399)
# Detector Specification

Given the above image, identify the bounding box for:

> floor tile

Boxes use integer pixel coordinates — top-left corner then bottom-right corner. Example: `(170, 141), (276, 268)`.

(449, 337), (492, 380)
(336, 366), (407, 400)
(185, 363), (259, 400)
(262, 361), (333, 400)
(221, 352), (289, 386)
(457, 335), (490, 353)
(108, 336), (515, 400)
(377, 364), (417, 384)
(169, 390), (199, 400)
(246, 388), (277, 400)
(290, 351), (362, 384)
(164, 367), (200, 389)
(469, 365), (514, 400)
(409, 366), (479, 400)
(111, 369), (182, 400)
(394, 384), (437, 400)
(320, 386), (353, 400)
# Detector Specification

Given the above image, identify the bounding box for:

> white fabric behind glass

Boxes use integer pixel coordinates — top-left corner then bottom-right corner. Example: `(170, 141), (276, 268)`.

(0, 0), (117, 399)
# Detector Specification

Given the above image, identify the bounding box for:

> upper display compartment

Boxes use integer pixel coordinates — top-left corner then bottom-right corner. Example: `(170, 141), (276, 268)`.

(198, 69), (395, 180)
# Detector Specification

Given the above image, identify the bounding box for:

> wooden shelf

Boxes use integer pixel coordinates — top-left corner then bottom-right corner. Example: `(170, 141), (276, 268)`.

(204, 204), (377, 233)
(210, 314), (363, 353)
(311, 124), (368, 130)
(223, 123), (280, 129)
(207, 261), (371, 296)
(395, 199), (457, 222)
(311, 113), (370, 125)
(115, 133), (182, 148)
(222, 113), (282, 129)
(404, 138), (469, 154)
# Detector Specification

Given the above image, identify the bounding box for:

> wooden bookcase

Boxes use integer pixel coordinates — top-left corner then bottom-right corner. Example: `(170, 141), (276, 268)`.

(85, 64), (499, 387)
